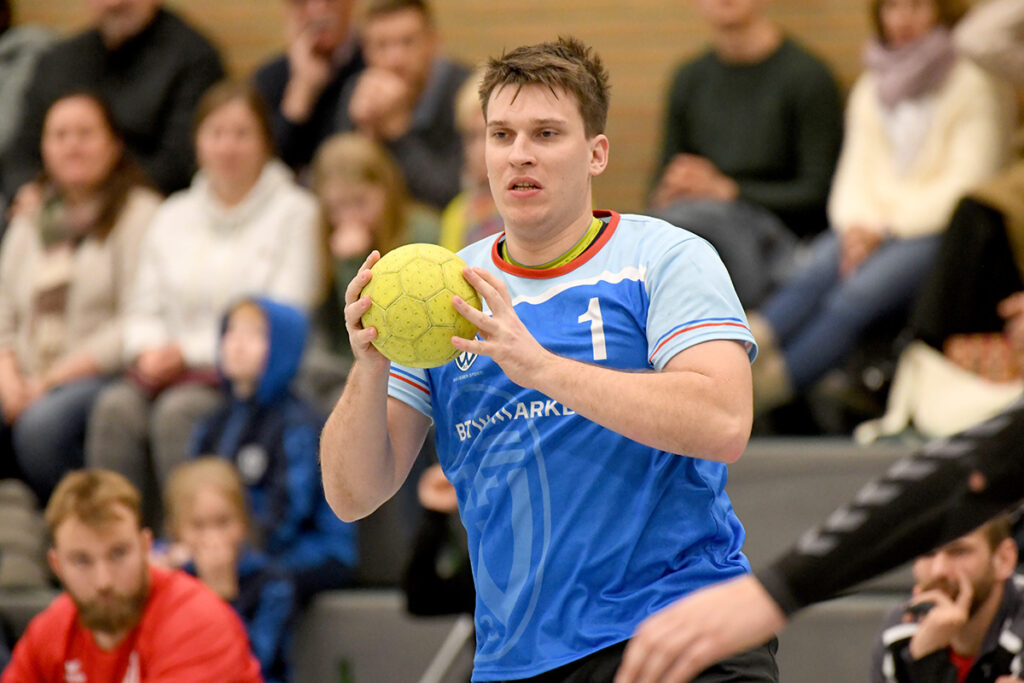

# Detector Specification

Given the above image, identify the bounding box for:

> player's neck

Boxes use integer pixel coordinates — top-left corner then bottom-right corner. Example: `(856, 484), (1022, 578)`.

(712, 18), (781, 65)
(951, 584), (1005, 656)
(504, 210), (595, 267)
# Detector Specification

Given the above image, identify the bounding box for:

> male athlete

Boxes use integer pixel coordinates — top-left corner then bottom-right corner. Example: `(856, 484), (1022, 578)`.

(321, 36), (777, 681)
(614, 398), (1024, 683)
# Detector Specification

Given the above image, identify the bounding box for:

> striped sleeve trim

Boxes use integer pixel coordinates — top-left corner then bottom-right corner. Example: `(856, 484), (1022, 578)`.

(390, 367), (430, 395)
(649, 318), (750, 362)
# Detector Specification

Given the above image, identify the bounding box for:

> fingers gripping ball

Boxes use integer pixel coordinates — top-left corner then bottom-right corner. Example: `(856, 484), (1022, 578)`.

(360, 243), (482, 368)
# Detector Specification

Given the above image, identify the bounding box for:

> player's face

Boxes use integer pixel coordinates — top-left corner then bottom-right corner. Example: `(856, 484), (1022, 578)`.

(362, 8), (436, 92)
(42, 96), (123, 194)
(175, 485), (248, 557)
(879, 0), (938, 48)
(911, 528), (1005, 616)
(220, 303), (269, 395)
(320, 179), (387, 232)
(284, 0), (354, 56)
(49, 505), (151, 636)
(485, 84), (608, 242)
(196, 98), (270, 195)
(86, 0), (160, 47)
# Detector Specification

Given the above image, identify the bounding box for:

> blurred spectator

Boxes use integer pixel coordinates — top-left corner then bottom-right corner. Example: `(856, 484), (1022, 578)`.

(2, 468), (261, 682)
(650, 0), (843, 307)
(300, 131), (438, 407)
(954, 0), (1024, 87)
(165, 457), (297, 683)
(750, 0), (1014, 416)
(253, 0), (364, 172)
(403, 463), (474, 617)
(0, 93), (160, 501)
(86, 81), (322, 524)
(340, 0), (469, 209)
(870, 516), (1021, 683)
(190, 297), (357, 604)
(2, 0), (224, 199)
(438, 69), (502, 253)
(0, 0), (53, 198)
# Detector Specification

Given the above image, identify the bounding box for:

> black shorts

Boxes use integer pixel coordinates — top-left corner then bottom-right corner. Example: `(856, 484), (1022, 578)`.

(496, 637), (779, 683)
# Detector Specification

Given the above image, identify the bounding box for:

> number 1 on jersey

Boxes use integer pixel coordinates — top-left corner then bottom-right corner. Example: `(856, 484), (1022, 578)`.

(578, 297), (607, 361)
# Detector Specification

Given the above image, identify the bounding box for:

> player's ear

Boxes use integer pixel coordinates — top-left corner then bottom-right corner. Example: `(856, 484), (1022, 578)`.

(589, 134), (609, 177)
(47, 548), (61, 581)
(993, 537), (1018, 580)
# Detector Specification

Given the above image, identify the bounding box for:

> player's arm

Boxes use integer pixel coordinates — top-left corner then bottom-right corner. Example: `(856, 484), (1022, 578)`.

(452, 266), (752, 463)
(615, 398), (1024, 683)
(320, 251), (432, 522)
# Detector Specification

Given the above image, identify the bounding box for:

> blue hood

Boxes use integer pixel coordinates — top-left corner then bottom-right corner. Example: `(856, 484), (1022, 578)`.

(219, 297), (308, 405)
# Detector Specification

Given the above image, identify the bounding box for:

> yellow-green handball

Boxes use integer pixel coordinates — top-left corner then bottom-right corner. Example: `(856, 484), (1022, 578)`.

(360, 243), (482, 368)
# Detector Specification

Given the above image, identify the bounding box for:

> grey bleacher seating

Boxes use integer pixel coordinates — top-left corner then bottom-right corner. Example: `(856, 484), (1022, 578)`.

(729, 437), (915, 592)
(776, 594), (901, 683)
(292, 589), (473, 683)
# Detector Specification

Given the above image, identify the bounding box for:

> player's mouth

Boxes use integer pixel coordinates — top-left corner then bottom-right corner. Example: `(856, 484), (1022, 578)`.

(508, 177), (542, 197)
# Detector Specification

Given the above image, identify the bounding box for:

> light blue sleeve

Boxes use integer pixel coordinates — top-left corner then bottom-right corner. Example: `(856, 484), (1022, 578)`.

(386, 363), (434, 419)
(645, 235), (757, 370)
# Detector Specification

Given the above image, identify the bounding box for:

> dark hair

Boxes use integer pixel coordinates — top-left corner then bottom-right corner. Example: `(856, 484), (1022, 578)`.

(981, 514), (1014, 551)
(192, 80), (275, 159)
(364, 0), (433, 26)
(39, 91), (152, 240)
(479, 36), (610, 139)
(0, 0), (10, 34)
(870, 0), (967, 43)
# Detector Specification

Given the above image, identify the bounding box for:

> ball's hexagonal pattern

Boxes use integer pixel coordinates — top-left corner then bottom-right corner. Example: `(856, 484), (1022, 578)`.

(360, 243), (483, 368)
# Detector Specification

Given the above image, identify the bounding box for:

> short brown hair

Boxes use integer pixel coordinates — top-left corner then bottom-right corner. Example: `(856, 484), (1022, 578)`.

(870, 0), (967, 43)
(164, 457), (249, 540)
(479, 36), (610, 139)
(45, 469), (142, 540)
(192, 80), (274, 158)
(364, 0), (433, 26)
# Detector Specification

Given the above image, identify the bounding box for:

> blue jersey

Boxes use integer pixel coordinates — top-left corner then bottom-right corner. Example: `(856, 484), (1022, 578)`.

(388, 211), (757, 680)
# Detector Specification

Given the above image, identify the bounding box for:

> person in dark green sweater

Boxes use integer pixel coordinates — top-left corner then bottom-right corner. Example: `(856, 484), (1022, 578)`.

(650, 0), (842, 308)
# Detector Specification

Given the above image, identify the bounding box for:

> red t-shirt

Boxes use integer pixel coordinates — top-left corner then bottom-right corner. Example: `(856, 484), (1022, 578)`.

(948, 649), (976, 683)
(2, 566), (263, 682)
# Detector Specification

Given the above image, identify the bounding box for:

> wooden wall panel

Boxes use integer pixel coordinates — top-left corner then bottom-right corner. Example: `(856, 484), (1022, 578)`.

(18, 0), (876, 212)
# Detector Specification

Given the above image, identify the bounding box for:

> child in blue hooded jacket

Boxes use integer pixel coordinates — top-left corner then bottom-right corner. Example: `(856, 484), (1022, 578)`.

(191, 297), (357, 604)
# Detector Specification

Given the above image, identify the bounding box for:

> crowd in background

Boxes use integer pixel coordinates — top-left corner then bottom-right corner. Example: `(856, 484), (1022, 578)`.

(0, 0), (1021, 679)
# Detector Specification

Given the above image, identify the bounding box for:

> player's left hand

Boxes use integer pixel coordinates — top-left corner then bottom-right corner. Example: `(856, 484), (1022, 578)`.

(615, 575), (787, 683)
(452, 266), (555, 388)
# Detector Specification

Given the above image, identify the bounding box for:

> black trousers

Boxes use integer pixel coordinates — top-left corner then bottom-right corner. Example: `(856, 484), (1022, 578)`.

(910, 196), (1024, 349)
(498, 637), (779, 683)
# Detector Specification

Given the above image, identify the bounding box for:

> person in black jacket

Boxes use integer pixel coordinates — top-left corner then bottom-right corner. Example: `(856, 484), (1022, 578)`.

(252, 0), (364, 172)
(2, 0), (224, 198)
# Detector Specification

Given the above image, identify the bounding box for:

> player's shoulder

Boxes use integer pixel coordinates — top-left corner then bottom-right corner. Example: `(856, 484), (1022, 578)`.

(22, 592), (76, 636)
(457, 232), (502, 267)
(612, 212), (717, 261)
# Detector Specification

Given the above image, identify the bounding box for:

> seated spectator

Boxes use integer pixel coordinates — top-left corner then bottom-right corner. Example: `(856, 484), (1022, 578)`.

(403, 463), (474, 617)
(340, 0), (469, 210)
(953, 0), (1024, 87)
(854, 164), (1024, 441)
(191, 297), (356, 604)
(86, 81), (323, 523)
(301, 131), (439, 406)
(870, 515), (1021, 683)
(2, 468), (261, 682)
(0, 93), (160, 500)
(650, 0), (843, 307)
(253, 0), (364, 172)
(165, 457), (297, 683)
(0, 0), (53, 200)
(750, 0), (1015, 416)
(438, 69), (502, 253)
(2, 0), (223, 198)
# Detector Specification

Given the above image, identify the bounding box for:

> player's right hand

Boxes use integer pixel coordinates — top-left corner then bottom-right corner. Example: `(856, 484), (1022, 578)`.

(344, 250), (389, 371)
(907, 570), (972, 660)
